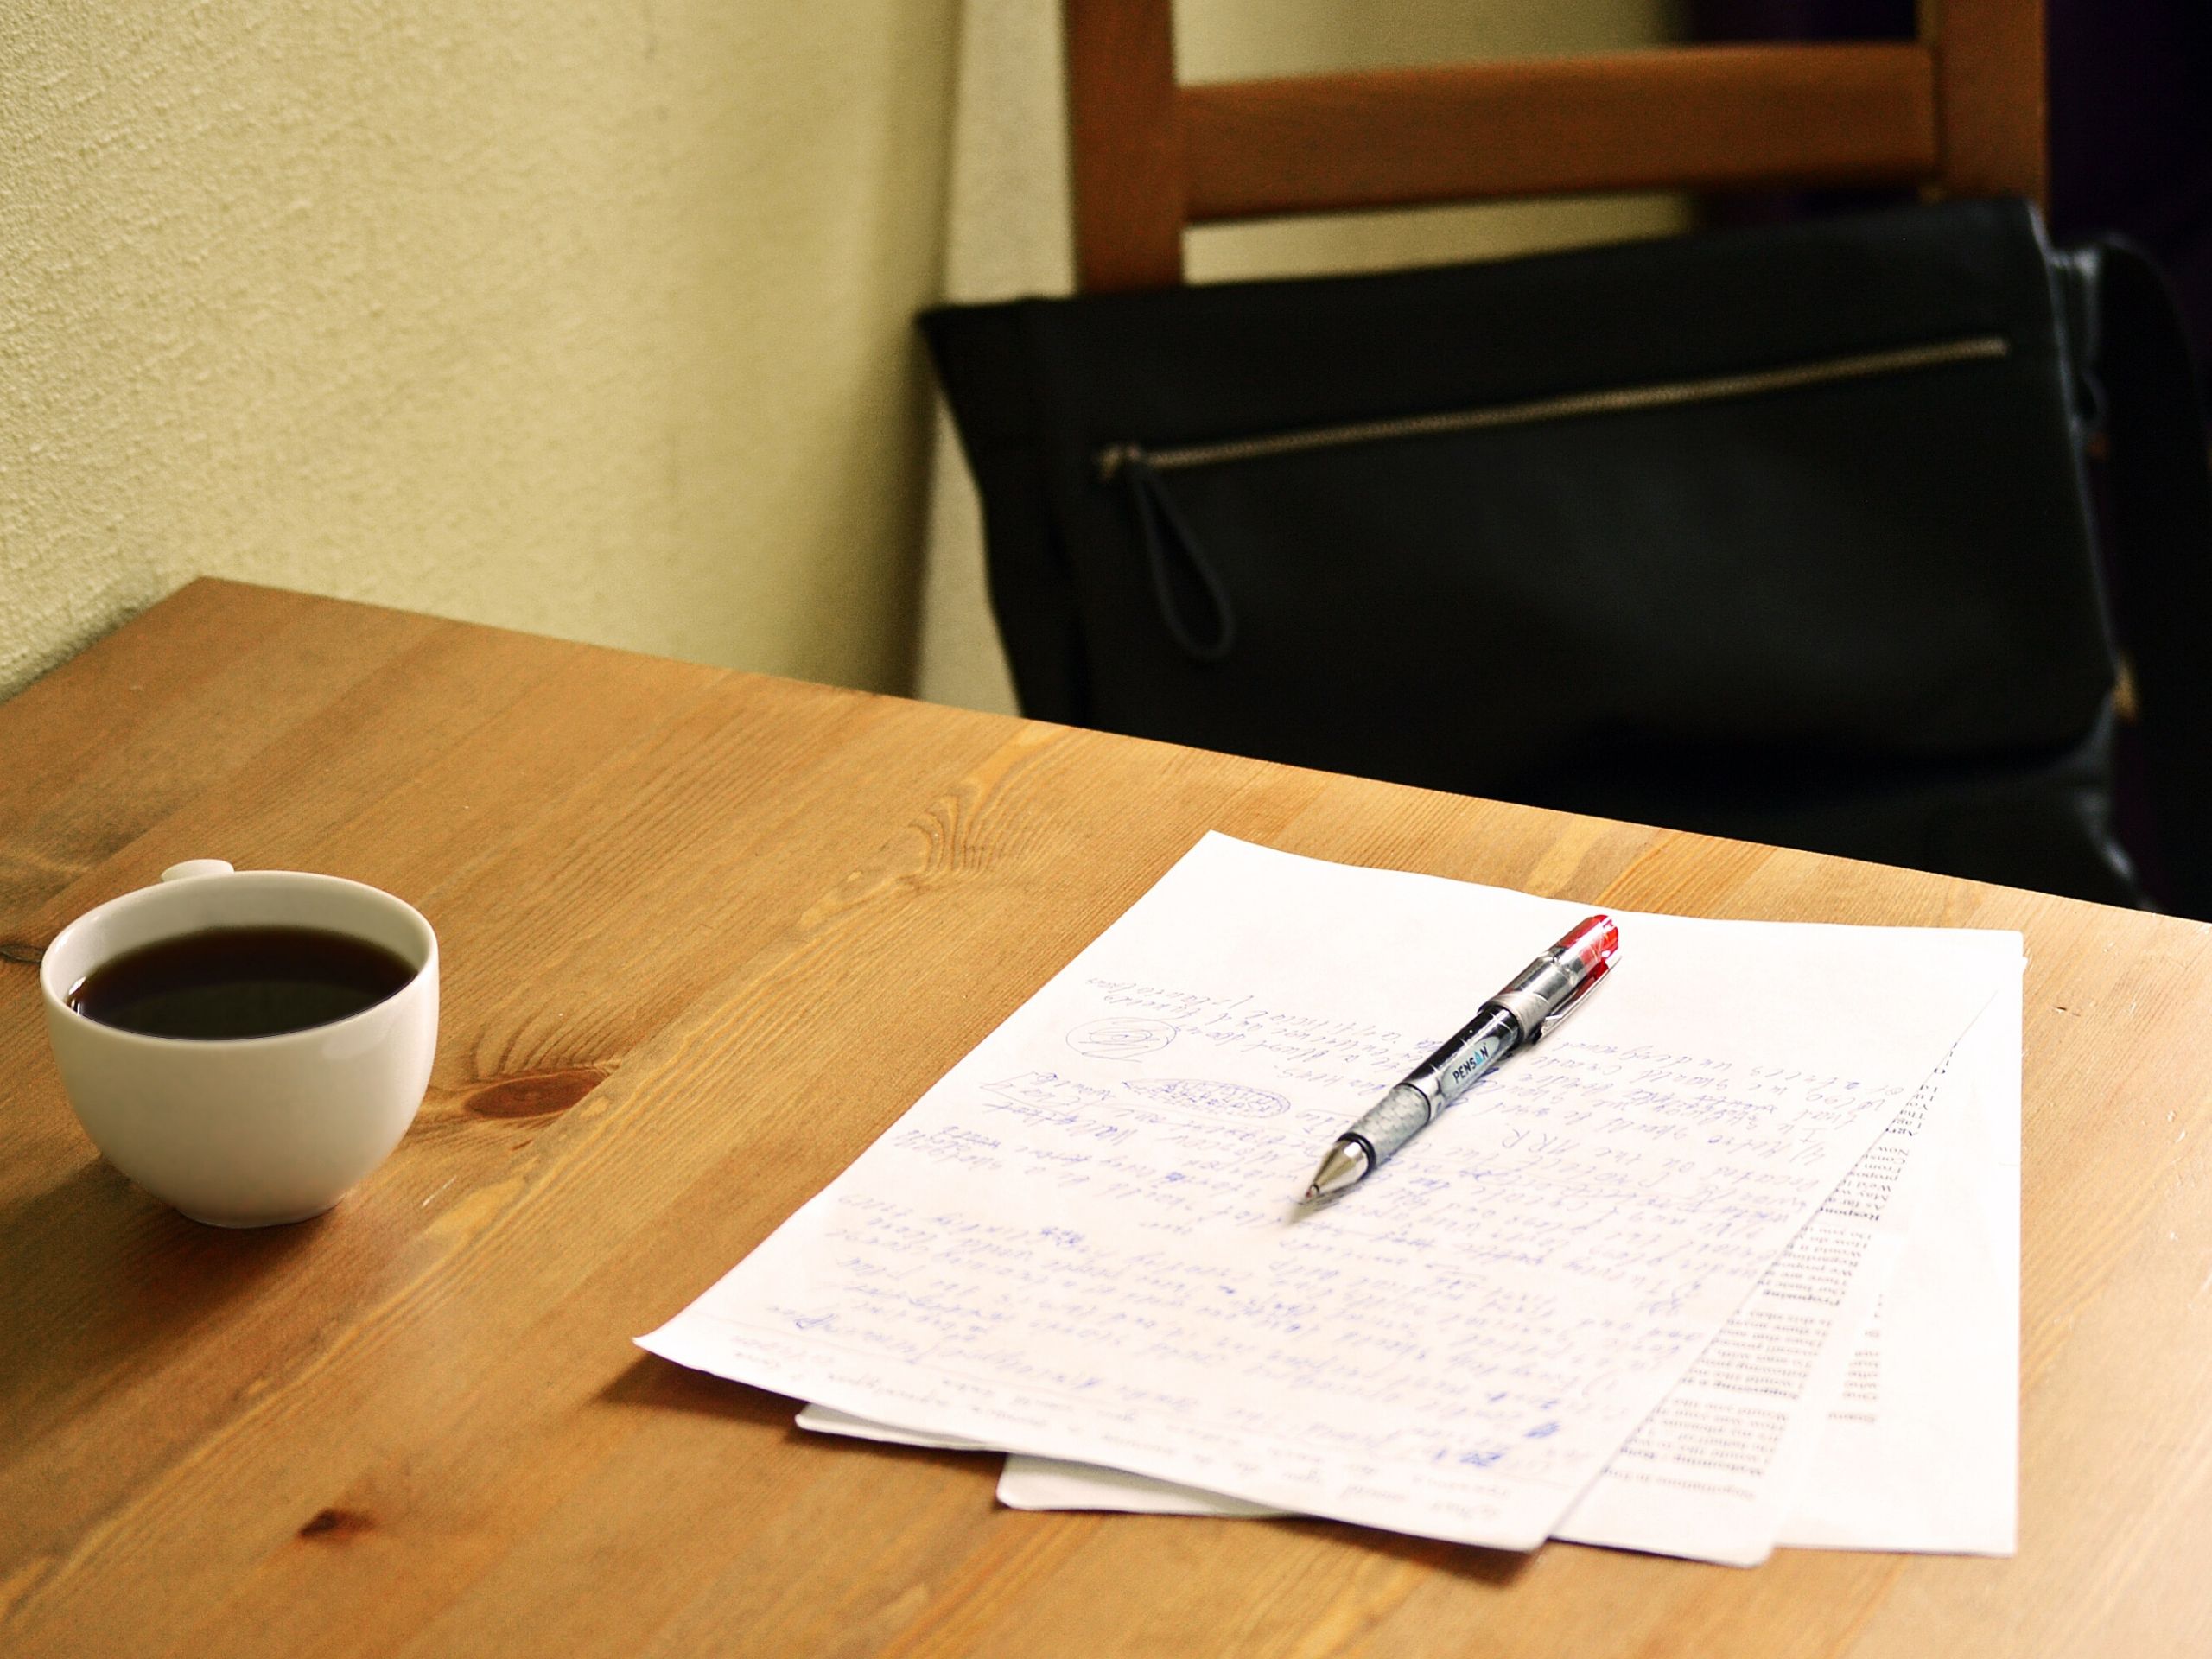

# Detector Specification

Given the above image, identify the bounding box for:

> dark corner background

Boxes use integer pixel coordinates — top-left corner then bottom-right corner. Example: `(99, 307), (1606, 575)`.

(1691, 1), (2212, 396)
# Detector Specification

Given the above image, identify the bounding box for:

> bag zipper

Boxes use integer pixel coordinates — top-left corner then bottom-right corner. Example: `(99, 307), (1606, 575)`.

(1096, 334), (2010, 480)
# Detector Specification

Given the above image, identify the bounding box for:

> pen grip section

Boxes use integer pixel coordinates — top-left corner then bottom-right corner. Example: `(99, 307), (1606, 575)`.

(1345, 1084), (1433, 1162)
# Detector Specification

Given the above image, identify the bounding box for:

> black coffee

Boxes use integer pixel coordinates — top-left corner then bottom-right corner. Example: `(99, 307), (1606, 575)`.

(67, 926), (416, 1039)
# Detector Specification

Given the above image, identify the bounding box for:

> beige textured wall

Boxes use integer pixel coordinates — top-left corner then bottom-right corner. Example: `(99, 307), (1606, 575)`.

(0, 3), (960, 700)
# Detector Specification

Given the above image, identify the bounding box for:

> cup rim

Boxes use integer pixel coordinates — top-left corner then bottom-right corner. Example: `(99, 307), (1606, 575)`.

(40, 869), (438, 1052)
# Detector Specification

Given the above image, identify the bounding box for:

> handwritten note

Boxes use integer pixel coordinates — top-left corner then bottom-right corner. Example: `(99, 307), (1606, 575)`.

(988, 972), (2020, 1564)
(641, 835), (2018, 1550)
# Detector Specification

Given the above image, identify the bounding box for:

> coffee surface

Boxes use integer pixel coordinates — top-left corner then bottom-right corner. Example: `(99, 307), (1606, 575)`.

(68, 926), (416, 1039)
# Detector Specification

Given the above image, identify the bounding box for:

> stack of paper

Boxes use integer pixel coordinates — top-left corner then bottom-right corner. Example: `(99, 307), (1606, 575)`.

(641, 836), (2020, 1565)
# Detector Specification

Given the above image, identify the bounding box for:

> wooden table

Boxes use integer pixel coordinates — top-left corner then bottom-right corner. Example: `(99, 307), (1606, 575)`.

(4, 580), (2209, 1656)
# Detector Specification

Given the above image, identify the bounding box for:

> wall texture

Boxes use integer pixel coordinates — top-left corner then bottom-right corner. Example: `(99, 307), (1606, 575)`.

(0, 3), (960, 700)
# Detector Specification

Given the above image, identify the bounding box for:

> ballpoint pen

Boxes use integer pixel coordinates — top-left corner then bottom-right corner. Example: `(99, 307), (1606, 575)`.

(1302, 914), (1620, 1200)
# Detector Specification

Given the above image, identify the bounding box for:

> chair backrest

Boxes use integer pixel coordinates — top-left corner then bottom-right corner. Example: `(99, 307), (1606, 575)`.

(1065, 0), (2047, 293)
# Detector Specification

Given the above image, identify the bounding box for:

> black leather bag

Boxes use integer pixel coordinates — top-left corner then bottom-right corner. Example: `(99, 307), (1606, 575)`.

(923, 201), (2212, 912)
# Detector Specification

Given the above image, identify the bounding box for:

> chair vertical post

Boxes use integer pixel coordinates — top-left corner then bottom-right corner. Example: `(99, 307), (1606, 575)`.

(1928, 0), (2047, 206)
(1065, 0), (1186, 292)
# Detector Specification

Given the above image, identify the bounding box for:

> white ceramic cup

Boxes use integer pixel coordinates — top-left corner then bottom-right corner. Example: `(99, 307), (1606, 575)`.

(40, 860), (439, 1227)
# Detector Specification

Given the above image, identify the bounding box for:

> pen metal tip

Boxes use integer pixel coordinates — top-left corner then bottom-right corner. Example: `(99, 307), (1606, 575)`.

(1303, 1140), (1370, 1201)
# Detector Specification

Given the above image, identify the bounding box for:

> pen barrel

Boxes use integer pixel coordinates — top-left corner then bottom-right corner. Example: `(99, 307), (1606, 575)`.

(1343, 1084), (1437, 1165)
(1497, 955), (1580, 1012)
(1351, 1004), (1517, 1168)
(1402, 1002), (1522, 1105)
(1326, 925), (1617, 1188)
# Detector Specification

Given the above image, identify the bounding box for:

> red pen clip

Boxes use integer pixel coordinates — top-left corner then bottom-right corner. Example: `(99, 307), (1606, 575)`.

(1533, 914), (1618, 1040)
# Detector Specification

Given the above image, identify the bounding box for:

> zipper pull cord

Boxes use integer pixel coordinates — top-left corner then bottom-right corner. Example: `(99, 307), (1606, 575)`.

(1121, 454), (1238, 663)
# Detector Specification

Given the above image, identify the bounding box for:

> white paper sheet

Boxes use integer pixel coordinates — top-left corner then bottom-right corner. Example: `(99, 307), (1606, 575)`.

(793, 1406), (1299, 1520)
(1547, 1010), (1976, 1562)
(643, 835), (2018, 1552)
(986, 966), (2021, 1560)
(797, 1402), (994, 1452)
(1776, 970), (2021, 1553)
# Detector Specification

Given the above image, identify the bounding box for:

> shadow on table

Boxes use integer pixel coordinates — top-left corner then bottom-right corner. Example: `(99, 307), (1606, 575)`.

(0, 1157), (321, 1415)
(598, 1350), (804, 1433)
(1262, 1512), (1533, 1588)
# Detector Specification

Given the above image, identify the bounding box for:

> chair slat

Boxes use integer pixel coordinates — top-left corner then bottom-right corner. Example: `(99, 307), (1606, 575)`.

(1181, 44), (1939, 225)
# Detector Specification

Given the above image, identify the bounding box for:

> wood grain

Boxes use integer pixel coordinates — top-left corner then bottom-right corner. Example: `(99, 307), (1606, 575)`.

(1180, 45), (1939, 223)
(3, 582), (2209, 1655)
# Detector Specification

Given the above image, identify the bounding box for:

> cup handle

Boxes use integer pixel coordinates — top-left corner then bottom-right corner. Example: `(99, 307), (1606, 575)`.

(160, 859), (236, 882)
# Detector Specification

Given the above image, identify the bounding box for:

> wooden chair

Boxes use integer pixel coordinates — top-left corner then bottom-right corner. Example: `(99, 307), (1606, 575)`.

(1066, 0), (2045, 294)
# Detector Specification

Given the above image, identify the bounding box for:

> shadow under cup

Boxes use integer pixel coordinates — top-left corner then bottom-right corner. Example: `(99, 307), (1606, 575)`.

(39, 867), (440, 1228)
